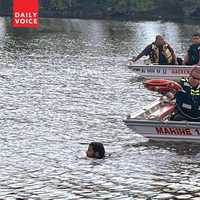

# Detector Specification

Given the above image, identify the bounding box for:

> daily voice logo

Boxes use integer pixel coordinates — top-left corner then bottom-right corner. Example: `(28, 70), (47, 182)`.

(12, 0), (39, 28)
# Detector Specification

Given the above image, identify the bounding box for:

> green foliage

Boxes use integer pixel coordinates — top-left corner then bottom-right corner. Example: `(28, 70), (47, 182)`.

(39, 0), (160, 12)
(1, 0), (200, 18)
(0, 0), (12, 14)
(134, 0), (157, 11)
(39, 0), (78, 10)
(38, 0), (200, 13)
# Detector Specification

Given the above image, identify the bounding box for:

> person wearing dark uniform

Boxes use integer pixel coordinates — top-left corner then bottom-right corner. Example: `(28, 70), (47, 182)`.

(129, 35), (177, 65)
(171, 67), (200, 122)
(184, 33), (200, 66)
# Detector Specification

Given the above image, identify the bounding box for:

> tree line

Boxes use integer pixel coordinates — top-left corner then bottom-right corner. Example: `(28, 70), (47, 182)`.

(0, 0), (199, 19)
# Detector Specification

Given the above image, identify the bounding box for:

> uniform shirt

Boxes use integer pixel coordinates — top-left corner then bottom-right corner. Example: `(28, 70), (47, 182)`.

(187, 44), (200, 65)
(175, 78), (200, 119)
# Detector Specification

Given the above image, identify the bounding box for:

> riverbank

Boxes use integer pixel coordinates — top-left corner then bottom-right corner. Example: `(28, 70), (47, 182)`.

(1, 5), (200, 22)
(38, 0), (200, 21)
(38, 9), (200, 21)
(1, 12), (199, 28)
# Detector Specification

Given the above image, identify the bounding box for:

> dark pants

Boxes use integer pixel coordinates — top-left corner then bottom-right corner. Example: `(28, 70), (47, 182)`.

(177, 57), (183, 65)
(171, 112), (200, 122)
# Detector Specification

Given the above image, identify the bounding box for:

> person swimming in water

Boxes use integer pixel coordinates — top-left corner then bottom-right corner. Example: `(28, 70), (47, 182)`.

(86, 142), (105, 159)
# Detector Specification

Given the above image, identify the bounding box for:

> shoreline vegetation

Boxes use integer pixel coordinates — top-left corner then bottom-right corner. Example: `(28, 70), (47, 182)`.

(0, 0), (200, 21)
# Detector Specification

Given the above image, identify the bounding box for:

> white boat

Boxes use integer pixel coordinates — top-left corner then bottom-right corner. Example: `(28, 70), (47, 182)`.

(124, 100), (200, 143)
(128, 63), (192, 80)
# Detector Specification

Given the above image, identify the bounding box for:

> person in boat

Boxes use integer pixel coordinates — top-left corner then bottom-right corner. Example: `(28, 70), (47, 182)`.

(86, 142), (105, 159)
(184, 33), (200, 65)
(169, 66), (200, 122)
(129, 35), (178, 65)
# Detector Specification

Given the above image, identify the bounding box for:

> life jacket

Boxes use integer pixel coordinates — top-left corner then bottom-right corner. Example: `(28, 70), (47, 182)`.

(150, 43), (173, 64)
(175, 78), (200, 119)
(187, 44), (200, 65)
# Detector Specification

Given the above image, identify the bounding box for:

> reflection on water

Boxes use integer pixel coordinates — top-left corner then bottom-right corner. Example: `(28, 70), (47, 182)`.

(133, 140), (200, 155)
(0, 17), (200, 199)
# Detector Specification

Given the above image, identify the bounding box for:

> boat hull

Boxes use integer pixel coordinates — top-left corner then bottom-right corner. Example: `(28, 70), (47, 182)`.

(128, 64), (192, 80)
(124, 99), (200, 143)
(124, 119), (200, 142)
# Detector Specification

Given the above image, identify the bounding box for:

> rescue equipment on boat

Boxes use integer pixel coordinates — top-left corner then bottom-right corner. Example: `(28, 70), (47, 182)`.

(143, 79), (182, 94)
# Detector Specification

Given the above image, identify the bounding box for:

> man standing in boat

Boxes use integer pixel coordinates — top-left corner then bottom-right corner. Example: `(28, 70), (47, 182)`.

(184, 33), (200, 66)
(129, 35), (177, 65)
(170, 67), (200, 122)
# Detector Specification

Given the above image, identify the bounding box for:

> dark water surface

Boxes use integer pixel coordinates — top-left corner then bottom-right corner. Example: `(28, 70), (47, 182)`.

(0, 17), (200, 200)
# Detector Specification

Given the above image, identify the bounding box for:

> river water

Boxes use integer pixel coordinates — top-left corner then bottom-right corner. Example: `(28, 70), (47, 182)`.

(0, 17), (200, 200)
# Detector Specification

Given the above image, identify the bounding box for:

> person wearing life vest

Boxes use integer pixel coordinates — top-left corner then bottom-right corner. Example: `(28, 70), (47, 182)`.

(170, 67), (200, 121)
(129, 35), (177, 65)
(184, 33), (200, 65)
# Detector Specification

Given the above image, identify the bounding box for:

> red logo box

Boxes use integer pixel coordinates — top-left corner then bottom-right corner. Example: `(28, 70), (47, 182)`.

(13, 0), (39, 28)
